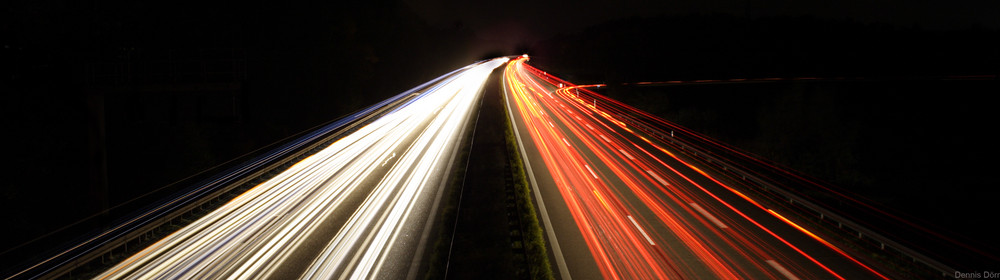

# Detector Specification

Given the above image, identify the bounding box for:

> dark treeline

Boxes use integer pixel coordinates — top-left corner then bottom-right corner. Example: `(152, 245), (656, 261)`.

(1, 0), (499, 254)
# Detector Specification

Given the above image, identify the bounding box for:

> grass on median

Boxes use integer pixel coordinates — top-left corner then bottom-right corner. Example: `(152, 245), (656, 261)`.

(504, 99), (555, 280)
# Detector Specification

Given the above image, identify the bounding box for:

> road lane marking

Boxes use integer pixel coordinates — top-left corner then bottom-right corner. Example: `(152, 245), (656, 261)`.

(586, 124), (595, 130)
(382, 152), (396, 167)
(627, 215), (656, 246)
(619, 149), (634, 160)
(766, 260), (800, 280)
(645, 170), (669, 186)
(563, 138), (571, 147)
(599, 135), (611, 142)
(548, 121), (555, 128)
(585, 164), (598, 179)
(689, 203), (728, 229)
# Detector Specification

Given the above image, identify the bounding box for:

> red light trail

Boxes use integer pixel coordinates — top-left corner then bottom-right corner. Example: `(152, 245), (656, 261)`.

(503, 57), (891, 279)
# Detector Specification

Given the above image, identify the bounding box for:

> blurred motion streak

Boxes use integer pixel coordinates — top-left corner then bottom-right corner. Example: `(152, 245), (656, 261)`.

(92, 58), (508, 279)
(503, 57), (891, 279)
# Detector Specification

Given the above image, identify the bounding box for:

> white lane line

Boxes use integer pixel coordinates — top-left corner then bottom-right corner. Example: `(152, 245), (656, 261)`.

(627, 215), (656, 246)
(381, 152), (396, 167)
(619, 149), (634, 160)
(548, 121), (555, 128)
(689, 202), (728, 229)
(575, 116), (582, 121)
(645, 170), (669, 186)
(766, 260), (800, 280)
(586, 124), (595, 130)
(599, 134), (611, 142)
(585, 164), (598, 179)
(563, 138), (572, 147)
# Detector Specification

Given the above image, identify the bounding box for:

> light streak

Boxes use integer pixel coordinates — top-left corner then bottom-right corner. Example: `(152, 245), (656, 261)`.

(504, 56), (891, 279)
(93, 58), (508, 279)
(505, 57), (734, 279)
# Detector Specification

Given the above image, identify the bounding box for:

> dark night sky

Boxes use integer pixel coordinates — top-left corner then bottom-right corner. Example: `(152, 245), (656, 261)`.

(406, 0), (1000, 53)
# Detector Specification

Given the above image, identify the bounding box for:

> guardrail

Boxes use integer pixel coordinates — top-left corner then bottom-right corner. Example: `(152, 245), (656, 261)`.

(617, 113), (955, 278)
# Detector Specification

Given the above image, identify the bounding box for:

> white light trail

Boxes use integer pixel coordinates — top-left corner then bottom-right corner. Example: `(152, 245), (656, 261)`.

(96, 58), (508, 280)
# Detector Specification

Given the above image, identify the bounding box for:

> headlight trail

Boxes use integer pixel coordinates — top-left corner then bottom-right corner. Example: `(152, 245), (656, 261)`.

(94, 57), (508, 279)
(503, 57), (891, 279)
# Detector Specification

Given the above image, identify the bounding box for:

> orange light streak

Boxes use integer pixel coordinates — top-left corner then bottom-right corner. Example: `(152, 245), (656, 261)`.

(506, 57), (893, 280)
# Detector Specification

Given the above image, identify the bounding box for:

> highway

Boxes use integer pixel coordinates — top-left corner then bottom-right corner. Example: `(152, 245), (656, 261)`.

(503, 56), (894, 279)
(87, 57), (508, 279)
